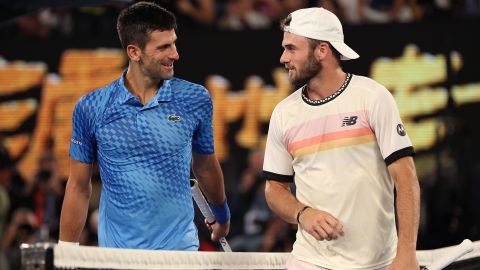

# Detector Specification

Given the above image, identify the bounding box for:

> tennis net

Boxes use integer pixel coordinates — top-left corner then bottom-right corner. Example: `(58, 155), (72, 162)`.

(21, 240), (480, 270)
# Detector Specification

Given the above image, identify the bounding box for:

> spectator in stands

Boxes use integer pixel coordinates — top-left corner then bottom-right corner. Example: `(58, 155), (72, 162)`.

(261, 215), (295, 252)
(1, 208), (38, 270)
(150, 0), (217, 28)
(0, 133), (13, 265)
(26, 152), (64, 241)
(228, 146), (269, 250)
(464, 0), (480, 17)
(79, 208), (99, 246)
(280, 0), (312, 16)
(0, 133), (12, 230)
(357, 0), (420, 23)
(218, 0), (271, 30)
(253, 0), (312, 23)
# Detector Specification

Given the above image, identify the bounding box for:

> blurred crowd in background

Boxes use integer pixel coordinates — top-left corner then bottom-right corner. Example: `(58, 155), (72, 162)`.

(1, 0), (480, 269)
(1, 0), (479, 38)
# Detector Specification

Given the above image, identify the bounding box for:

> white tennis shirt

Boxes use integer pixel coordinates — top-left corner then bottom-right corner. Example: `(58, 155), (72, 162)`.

(263, 74), (414, 270)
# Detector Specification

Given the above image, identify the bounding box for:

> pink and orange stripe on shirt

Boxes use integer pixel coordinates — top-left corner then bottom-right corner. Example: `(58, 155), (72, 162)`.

(284, 111), (376, 157)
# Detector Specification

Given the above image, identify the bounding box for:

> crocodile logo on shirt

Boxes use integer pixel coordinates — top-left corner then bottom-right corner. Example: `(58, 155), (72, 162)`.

(168, 114), (181, 122)
(342, 116), (358, 126)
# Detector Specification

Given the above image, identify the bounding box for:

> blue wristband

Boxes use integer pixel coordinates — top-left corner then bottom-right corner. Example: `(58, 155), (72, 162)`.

(208, 199), (230, 225)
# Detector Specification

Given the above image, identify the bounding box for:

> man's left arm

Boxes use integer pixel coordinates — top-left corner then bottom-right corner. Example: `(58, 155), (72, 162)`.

(192, 152), (230, 241)
(387, 155), (420, 270)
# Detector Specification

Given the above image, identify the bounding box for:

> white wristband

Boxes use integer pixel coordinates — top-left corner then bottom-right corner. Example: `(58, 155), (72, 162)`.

(58, 240), (79, 246)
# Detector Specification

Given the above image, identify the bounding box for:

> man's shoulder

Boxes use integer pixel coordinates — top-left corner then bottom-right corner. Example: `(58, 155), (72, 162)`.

(272, 88), (302, 115)
(75, 79), (120, 114)
(350, 74), (388, 93)
(169, 77), (206, 91)
(78, 79), (120, 103)
(349, 75), (396, 107)
(169, 77), (210, 100)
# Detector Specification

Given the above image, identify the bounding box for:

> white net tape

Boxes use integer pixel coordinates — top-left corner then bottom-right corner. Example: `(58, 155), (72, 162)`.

(46, 240), (480, 269)
(54, 245), (287, 269)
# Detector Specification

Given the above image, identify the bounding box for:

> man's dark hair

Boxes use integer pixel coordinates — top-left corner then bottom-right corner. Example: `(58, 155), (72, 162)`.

(117, 1), (177, 49)
(279, 13), (292, 31)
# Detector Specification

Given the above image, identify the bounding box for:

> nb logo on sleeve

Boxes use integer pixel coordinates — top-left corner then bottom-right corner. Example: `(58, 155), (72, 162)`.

(342, 116), (358, 126)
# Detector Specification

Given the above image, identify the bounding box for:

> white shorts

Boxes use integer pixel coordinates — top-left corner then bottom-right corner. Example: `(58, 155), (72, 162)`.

(285, 254), (390, 270)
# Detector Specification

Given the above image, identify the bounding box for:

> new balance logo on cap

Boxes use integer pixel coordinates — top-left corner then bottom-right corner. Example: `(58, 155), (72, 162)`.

(342, 116), (358, 126)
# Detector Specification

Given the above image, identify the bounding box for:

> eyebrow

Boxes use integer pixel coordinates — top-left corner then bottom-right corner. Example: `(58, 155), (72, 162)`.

(157, 37), (177, 48)
(282, 43), (296, 49)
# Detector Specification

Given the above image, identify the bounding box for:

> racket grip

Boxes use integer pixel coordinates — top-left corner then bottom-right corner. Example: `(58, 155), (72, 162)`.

(190, 179), (232, 252)
(218, 237), (232, 252)
(191, 179), (216, 223)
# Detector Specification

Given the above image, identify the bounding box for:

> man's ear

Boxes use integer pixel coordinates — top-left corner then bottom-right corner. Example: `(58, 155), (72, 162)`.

(126, 44), (141, 62)
(314, 42), (329, 61)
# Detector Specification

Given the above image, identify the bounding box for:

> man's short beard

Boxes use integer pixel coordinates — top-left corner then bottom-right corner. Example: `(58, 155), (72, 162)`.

(139, 56), (163, 81)
(291, 50), (322, 89)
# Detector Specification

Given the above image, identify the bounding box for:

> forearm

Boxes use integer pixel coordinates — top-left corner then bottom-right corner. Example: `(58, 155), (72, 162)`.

(389, 157), (420, 254)
(59, 179), (92, 242)
(192, 154), (226, 205)
(265, 180), (304, 224)
(395, 177), (420, 253)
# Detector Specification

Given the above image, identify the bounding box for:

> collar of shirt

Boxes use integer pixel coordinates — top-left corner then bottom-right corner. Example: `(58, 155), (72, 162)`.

(117, 69), (173, 109)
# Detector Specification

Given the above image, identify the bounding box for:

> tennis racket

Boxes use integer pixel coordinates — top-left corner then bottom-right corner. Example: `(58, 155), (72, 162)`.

(190, 179), (232, 252)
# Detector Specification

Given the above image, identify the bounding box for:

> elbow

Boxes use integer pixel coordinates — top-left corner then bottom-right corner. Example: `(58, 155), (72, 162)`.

(81, 182), (93, 199)
(264, 181), (278, 209)
(66, 178), (92, 199)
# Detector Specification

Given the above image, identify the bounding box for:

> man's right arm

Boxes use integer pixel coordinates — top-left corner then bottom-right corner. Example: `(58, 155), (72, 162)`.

(265, 180), (344, 241)
(265, 180), (303, 224)
(59, 158), (92, 243)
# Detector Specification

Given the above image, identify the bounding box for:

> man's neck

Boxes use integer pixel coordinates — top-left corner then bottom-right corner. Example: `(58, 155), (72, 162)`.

(307, 68), (346, 101)
(125, 65), (162, 105)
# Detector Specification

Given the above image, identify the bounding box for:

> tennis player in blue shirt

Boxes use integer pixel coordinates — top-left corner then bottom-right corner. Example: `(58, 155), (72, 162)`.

(59, 2), (230, 250)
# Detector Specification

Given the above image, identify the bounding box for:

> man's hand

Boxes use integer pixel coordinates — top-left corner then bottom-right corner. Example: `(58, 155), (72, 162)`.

(205, 219), (230, 242)
(298, 207), (344, 241)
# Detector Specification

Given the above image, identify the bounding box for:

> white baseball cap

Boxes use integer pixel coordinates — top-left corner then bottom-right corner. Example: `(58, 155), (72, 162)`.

(283, 7), (359, 60)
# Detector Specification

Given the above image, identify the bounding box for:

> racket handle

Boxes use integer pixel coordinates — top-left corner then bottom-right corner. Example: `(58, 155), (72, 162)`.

(190, 179), (232, 252)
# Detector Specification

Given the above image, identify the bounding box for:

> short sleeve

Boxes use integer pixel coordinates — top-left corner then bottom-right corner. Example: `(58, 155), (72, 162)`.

(368, 87), (414, 166)
(262, 108), (294, 182)
(69, 97), (96, 164)
(192, 87), (214, 154)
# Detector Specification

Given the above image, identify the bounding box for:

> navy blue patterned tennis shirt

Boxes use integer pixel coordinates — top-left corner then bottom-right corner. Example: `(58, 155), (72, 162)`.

(69, 71), (214, 250)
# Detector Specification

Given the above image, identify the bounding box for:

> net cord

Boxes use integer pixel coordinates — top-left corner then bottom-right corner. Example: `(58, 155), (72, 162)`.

(50, 240), (480, 269)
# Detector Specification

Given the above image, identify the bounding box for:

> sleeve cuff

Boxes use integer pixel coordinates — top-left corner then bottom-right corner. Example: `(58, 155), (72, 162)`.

(262, 171), (294, 182)
(385, 146), (415, 166)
